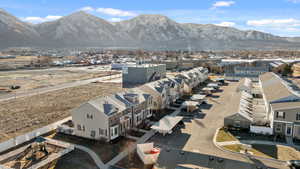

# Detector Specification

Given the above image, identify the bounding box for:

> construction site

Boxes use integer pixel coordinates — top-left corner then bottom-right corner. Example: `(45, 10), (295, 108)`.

(0, 137), (74, 169)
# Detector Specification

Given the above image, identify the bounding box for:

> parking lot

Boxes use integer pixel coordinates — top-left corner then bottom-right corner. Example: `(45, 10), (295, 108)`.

(149, 81), (288, 169)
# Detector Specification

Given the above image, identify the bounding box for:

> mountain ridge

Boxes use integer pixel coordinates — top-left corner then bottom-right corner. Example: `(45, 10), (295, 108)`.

(0, 10), (300, 50)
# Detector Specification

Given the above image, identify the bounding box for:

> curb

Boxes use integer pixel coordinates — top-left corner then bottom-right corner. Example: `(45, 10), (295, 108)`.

(213, 127), (286, 164)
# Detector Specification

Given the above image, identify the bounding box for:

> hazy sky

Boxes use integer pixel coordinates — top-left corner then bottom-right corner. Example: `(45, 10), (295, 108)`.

(1, 0), (300, 37)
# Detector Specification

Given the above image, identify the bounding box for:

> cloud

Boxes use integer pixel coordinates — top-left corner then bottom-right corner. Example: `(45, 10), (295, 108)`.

(110, 18), (122, 22)
(246, 18), (300, 36)
(96, 8), (137, 17)
(80, 6), (94, 12)
(22, 15), (62, 23)
(215, 21), (236, 27)
(288, 0), (300, 3)
(247, 18), (300, 27)
(212, 1), (235, 9)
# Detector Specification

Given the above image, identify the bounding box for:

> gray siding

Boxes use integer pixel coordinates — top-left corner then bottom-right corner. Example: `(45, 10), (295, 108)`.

(122, 64), (166, 87)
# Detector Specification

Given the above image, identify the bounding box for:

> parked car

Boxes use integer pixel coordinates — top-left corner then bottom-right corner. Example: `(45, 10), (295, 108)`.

(287, 160), (300, 169)
(10, 85), (21, 90)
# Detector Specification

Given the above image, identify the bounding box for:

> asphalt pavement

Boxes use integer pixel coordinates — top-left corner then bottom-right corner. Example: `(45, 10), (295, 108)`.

(152, 82), (288, 169)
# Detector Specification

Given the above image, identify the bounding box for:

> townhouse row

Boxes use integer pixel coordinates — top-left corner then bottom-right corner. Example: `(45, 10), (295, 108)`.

(71, 67), (209, 142)
(225, 72), (300, 140)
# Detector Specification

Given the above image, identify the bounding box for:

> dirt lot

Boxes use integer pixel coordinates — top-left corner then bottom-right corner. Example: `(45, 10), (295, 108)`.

(0, 67), (118, 93)
(0, 56), (38, 70)
(0, 82), (124, 142)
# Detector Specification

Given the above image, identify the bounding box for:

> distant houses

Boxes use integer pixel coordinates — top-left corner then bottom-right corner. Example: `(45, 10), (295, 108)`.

(71, 67), (209, 142)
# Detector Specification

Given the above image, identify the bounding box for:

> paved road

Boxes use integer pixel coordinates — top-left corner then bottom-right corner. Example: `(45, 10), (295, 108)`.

(152, 82), (288, 169)
(0, 74), (121, 102)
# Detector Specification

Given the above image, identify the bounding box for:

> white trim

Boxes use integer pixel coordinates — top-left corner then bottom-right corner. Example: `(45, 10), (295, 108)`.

(273, 120), (293, 124)
(273, 106), (300, 111)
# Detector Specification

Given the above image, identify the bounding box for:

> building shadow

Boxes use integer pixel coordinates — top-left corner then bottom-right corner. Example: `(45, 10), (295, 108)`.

(251, 144), (278, 159)
(148, 132), (191, 151)
(155, 149), (282, 169)
(199, 104), (213, 110)
(210, 94), (220, 98)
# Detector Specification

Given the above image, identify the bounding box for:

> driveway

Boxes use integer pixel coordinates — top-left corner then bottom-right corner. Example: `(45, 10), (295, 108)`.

(152, 82), (288, 169)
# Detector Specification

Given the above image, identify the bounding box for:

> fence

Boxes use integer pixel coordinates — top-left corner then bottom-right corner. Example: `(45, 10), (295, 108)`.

(250, 125), (273, 135)
(0, 116), (72, 153)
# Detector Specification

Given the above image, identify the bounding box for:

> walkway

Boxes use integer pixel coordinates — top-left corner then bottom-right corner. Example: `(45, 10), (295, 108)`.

(107, 106), (182, 167)
(216, 139), (300, 149)
(106, 130), (156, 166)
(45, 137), (106, 169)
(75, 144), (107, 169)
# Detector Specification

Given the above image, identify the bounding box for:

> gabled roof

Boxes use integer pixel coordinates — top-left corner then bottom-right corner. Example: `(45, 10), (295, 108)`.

(113, 88), (149, 107)
(88, 96), (126, 116)
(259, 72), (300, 111)
(151, 116), (183, 132)
(260, 72), (300, 104)
(146, 80), (166, 94)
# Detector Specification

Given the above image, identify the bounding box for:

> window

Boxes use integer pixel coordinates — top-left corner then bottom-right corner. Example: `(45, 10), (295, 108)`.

(275, 124), (282, 132)
(82, 125), (85, 131)
(90, 130), (95, 137)
(77, 124), (81, 131)
(99, 128), (105, 135)
(276, 111), (285, 119)
(87, 114), (93, 119)
(297, 113), (300, 121)
(234, 121), (241, 128)
(114, 127), (118, 135)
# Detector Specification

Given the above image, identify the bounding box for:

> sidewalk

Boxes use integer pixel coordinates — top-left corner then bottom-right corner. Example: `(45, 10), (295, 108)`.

(75, 144), (107, 169)
(217, 139), (300, 150)
(46, 137), (106, 169)
(106, 130), (156, 166)
(213, 128), (287, 164)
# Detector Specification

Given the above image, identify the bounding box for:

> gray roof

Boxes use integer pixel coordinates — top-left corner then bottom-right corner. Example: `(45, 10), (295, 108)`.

(259, 72), (300, 110)
(88, 96), (125, 116)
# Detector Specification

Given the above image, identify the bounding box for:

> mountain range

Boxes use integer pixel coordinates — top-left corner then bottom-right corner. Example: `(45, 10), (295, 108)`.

(1, 9), (300, 50)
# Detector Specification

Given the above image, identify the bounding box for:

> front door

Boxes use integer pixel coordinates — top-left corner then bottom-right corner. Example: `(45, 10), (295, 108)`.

(286, 124), (293, 136)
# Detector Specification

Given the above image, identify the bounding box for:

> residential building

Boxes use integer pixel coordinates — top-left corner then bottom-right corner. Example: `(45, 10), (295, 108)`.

(71, 89), (153, 142)
(259, 72), (300, 139)
(71, 66), (209, 141)
(225, 65), (269, 81)
(224, 91), (254, 129)
(122, 64), (166, 88)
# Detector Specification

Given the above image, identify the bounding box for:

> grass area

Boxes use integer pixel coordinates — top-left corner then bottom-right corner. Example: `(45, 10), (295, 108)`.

(229, 129), (286, 143)
(216, 128), (237, 142)
(223, 144), (300, 161)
